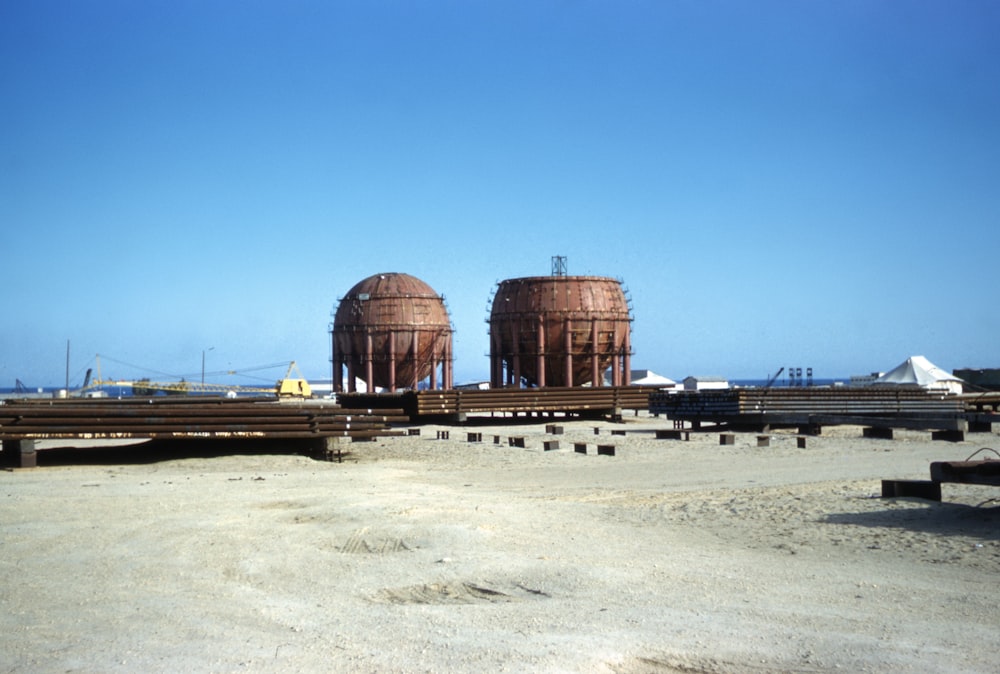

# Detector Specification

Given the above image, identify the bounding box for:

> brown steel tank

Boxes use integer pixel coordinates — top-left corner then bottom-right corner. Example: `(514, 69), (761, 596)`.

(489, 275), (632, 388)
(332, 272), (453, 392)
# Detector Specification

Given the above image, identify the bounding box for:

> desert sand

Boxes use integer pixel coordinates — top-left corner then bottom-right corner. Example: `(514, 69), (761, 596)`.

(2, 413), (998, 673)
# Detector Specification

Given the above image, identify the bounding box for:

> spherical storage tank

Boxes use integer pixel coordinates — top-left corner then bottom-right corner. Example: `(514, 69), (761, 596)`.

(332, 273), (453, 392)
(489, 275), (632, 388)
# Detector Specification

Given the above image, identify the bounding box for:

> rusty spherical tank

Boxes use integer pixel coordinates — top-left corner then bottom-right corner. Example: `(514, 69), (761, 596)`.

(332, 273), (453, 392)
(489, 276), (632, 387)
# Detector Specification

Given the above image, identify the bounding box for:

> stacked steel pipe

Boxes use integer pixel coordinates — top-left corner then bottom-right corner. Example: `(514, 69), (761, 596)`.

(0, 397), (406, 467)
(340, 386), (661, 419)
(650, 387), (967, 430)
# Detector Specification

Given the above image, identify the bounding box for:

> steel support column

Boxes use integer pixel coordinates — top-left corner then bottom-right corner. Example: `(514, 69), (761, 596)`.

(623, 329), (632, 386)
(511, 321), (521, 388)
(611, 326), (621, 387)
(332, 335), (341, 393)
(564, 318), (573, 387)
(365, 333), (374, 393)
(536, 314), (546, 388)
(591, 322), (600, 387)
(410, 330), (419, 390)
(444, 338), (453, 389)
(388, 337), (397, 392)
(346, 354), (357, 393)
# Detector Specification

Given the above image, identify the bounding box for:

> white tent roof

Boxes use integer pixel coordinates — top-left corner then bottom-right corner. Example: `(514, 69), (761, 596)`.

(630, 369), (676, 386)
(875, 356), (963, 390)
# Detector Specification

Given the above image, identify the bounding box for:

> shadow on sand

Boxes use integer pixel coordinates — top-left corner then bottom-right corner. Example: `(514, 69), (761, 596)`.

(21, 438), (347, 468)
(825, 498), (1000, 542)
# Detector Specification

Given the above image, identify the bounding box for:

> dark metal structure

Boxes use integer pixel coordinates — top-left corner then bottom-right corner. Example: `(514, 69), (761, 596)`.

(488, 275), (632, 388)
(332, 273), (453, 393)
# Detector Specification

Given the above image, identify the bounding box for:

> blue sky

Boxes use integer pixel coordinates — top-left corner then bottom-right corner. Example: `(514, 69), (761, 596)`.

(2, 1), (998, 388)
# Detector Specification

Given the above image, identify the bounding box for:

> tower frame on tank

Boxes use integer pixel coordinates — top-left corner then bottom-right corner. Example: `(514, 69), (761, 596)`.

(488, 275), (632, 388)
(331, 273), (454, 393)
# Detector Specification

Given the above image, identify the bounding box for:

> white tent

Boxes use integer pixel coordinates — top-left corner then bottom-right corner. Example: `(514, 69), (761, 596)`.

(875, 355), (964, 394)
(629, 369), (676, 387)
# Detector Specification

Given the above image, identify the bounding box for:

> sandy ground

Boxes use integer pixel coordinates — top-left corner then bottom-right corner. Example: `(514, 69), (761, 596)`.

(2, 413), (999, 673)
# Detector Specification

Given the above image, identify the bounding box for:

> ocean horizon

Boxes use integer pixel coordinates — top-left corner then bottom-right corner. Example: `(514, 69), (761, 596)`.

(2, 376), (853, 398)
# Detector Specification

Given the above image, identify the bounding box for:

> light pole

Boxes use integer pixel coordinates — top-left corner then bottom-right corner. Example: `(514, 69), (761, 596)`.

(202, 346), (214, 384)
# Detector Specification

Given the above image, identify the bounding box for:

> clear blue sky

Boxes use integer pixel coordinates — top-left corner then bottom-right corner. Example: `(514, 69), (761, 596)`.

(2, 1), (998, 388)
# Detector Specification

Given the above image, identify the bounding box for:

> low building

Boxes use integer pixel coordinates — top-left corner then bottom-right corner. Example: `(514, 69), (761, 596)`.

(953, 368), (1000, 392)
(850, 372), (884, 386)
(683, 376), (729, 391)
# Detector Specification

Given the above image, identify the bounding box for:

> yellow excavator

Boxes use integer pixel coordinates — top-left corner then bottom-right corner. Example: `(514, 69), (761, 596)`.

(276, 361), (312, 397)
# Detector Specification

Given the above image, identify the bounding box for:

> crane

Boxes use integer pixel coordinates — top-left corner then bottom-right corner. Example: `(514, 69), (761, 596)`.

(82, 356), (312, 398)
(764, 367), (784, 388)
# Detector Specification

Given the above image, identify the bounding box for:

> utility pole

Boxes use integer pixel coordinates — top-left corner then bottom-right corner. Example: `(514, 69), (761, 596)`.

(202, 346), (214, 384)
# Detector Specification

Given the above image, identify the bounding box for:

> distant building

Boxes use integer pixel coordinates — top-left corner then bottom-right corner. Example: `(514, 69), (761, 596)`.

(953, 368), (1000, 392)
(683, 376), (729, 391)
(456, 381), (491, 390)
(850, 372), (884, 386)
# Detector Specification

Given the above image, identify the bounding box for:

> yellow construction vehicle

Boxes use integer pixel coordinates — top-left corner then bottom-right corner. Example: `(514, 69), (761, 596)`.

(276, 361), (312, 397)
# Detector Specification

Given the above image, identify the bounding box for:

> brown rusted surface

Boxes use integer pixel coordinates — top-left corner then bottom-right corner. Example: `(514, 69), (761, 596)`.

(489, 276), (632, 387)
(930, 460), (1000, 486)
(332, 273), (453, 393)
(0, 398), (405, 466)
(339, 385), (658, 419)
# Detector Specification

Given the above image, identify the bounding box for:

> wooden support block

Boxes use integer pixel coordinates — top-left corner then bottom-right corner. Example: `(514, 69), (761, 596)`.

(574, 443), (588, 454)
(931, 430), (965, 443)
(756, 435), (770, 447)
(593, 427), (601, 435)
(719, 433), (735, 446)
(969, 420), (994, 433)
(798, 424), (822, 436)
(881, 479), (942, 501)
(863, 427), (893, 440)
(796, 436), (807, 449)
(493, 435), (502, 445)
(656, 429), (681, 440)
(543, 440), (560, 451)
(597, 444), (616, 456)
(611, 430), (626, 436)
(407, 428), (421, 436)
(436, 430), (450, 440)
(312, 437), (343, 462)
(508, 436), (526, 448)
(2, 439), (36, 468)
(466, 432), (482, 443)
(545, 424), (564, 435)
